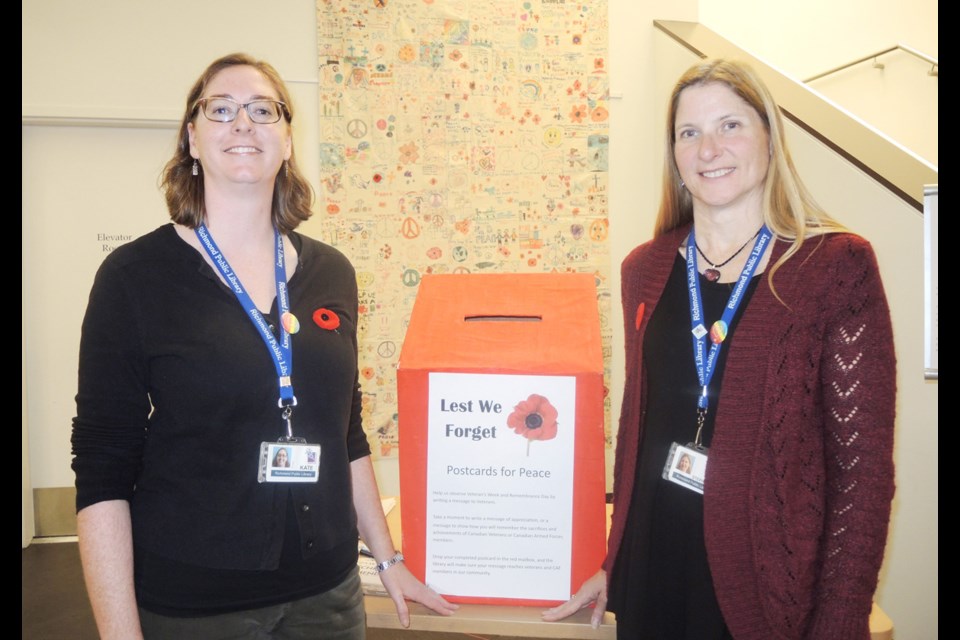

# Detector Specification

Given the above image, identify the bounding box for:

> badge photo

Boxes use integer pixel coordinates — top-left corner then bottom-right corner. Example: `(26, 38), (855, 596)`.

(258, 442), (321, 483)
(662, 442), (707, 495)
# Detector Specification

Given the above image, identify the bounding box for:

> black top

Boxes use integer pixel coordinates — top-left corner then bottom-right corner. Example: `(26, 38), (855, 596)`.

(609, 254), (759, 640)
(72, 224), (371, 614)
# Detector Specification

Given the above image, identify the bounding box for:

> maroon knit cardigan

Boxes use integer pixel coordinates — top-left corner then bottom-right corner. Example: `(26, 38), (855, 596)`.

(605, 225), (896, 640)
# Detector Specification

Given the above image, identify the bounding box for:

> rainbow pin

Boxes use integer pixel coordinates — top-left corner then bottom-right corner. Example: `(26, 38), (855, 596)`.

(709, 320), (728, 344)
(281, 311), (300, 335)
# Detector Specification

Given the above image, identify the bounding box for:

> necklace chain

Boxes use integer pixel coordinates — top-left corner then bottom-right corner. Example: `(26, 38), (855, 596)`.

(695, 227), (763, 282)
(695, 227), (763, 269)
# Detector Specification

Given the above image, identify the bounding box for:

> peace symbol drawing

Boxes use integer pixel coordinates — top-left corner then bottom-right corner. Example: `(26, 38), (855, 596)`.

(400, 217), (421, 239)
(401, 268), (421, 287)
(346, 119), (368, 139)
(377, 341), (397, 358)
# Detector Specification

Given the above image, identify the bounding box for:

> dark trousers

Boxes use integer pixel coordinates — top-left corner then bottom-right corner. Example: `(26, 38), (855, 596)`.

(139, 567), (366, 640)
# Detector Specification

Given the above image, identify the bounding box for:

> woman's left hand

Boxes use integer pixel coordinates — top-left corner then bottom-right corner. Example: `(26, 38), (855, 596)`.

(349, 457), (458, 626)
(378, 562), (458, 627)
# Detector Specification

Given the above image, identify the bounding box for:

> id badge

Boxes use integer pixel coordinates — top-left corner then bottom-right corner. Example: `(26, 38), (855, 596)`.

(662, 442), (707, 494)
(258, 441), (321, 483)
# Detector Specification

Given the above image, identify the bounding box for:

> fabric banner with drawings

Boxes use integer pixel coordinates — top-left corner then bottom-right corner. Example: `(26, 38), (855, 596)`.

(315, 0), (611, 457)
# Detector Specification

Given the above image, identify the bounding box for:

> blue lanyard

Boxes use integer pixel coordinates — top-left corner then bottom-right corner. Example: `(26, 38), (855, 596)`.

(685, 225), (771, 446)
(195, 224), (297, 421)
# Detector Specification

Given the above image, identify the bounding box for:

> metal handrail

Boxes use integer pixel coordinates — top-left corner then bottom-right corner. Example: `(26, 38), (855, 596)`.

(653, 20), (937, 211)
(805, 44), (938, 82)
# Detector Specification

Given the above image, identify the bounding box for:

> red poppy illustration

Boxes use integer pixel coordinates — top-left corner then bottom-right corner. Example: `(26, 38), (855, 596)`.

(507, 394), (559, 456)
(313, 308), (341, 331)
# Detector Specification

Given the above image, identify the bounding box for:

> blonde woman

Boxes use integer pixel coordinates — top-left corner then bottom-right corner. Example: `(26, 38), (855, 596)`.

(545, 59), (895, 640)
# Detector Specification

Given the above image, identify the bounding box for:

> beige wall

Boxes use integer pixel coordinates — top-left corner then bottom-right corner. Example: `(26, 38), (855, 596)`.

(23, 1), (936, 637)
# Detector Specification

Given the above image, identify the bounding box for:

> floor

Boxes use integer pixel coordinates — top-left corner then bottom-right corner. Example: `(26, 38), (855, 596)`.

(22, 540), (96, 640)
(21, 540), (526, 640)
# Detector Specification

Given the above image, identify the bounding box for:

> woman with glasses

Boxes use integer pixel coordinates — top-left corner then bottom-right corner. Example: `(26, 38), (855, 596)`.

(71, 53), (456, 639)
(544, 59), (895, 639)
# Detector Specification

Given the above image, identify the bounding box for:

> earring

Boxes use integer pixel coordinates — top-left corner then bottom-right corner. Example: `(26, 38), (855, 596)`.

(284, 160), (289, 178)
(192, 159), (199, 176)
(679, 179), (685, 188)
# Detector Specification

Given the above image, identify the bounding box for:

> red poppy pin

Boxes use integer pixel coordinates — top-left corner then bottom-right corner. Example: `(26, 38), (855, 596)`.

(506, 394), (559, 456)
(635, 302), (646, 331)
(313, 308), (341, 331)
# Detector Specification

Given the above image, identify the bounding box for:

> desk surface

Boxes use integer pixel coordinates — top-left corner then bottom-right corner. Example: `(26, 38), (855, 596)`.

(368, 498), (891, 640)
(365, 597), (615, 639)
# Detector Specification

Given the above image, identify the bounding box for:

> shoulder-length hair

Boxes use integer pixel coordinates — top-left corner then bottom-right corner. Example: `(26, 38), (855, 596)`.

(160, 53), (313, 233)
(655, 59), (844, 285)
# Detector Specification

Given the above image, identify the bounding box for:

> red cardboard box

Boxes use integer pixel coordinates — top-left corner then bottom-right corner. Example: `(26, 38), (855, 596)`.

(397, 273), (606, 606)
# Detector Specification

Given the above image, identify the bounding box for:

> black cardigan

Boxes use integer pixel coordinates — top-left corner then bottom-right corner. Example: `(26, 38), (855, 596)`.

(72, 224), (371, 571)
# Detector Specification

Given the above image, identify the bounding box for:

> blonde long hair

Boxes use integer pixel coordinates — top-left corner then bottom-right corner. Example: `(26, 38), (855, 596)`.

(655, 59), (844, 286)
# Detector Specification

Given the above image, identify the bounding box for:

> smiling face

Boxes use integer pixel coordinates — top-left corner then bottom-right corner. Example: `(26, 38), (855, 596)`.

(188, 65), (292, 190)
(672, 82), (770, 220)
(274, 448), (288, 467)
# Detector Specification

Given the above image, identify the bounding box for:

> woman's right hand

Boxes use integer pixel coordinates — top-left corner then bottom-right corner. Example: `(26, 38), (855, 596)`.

(541, 569), (607, 629)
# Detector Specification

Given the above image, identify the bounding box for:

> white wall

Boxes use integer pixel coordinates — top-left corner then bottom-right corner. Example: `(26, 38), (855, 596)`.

(22, 2), (320, 121)
(811, 50), (938, 165)
(699, 0), (938, 165)
(22, 125), (172, 489)
(698, 0), (938, 79)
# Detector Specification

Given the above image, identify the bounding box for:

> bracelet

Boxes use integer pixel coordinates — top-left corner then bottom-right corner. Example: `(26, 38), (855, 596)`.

(376, 552), (404, 573)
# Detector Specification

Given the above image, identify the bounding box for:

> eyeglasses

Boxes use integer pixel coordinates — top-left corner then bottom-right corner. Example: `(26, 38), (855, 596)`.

(194, 97), (288, 124)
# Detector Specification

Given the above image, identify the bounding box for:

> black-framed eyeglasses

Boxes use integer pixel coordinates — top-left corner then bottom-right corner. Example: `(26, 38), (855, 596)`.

(194, 97), (288, 124)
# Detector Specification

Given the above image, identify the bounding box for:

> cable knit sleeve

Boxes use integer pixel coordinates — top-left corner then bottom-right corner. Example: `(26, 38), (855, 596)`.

(806, 235), (896, 639)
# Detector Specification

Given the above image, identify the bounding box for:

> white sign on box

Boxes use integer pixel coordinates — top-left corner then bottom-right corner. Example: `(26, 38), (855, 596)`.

(425, 371), (575, 600)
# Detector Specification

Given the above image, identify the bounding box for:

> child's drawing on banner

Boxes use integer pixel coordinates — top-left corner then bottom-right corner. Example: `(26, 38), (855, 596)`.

(315, 0), (611, 457)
